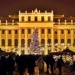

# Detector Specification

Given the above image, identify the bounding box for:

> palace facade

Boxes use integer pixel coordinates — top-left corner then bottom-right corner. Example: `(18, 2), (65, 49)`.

(0, 9), (75, 55)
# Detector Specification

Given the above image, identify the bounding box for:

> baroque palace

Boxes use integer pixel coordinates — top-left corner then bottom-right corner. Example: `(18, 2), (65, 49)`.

(0, 9), (75, 55)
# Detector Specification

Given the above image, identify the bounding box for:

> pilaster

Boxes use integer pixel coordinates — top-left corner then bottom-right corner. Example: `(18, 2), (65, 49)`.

(25, 28), (28, 54)
(71, 30), (73, 46)
(45, 28), (48, 55)
(38, 28), (41, 43)
(18, 29), (21, 55)
(0, 30), (1, 47)
(12, 30), (14, 48)
(58, 30), (61, 46)
(64, 30), (67, 46)
(5, 30), (8, 51)
(51, 28), (54, 52)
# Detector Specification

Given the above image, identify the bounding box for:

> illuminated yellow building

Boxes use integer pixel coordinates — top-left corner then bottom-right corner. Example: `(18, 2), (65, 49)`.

(0, 9), (75, 55)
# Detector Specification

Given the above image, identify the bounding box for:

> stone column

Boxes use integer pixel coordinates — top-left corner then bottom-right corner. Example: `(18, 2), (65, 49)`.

(38, 28), (41, 54)
(51, 28), (54, 52)
(38, 28), (41, 43)
(31, 28), (34, 34)
(58, 30), (61, 47)
(0, 30), (1, 47)
(64, 30), (67, 46)
(45, 28), (48, 55)
(71, 30), (73, 46)
(5, 30), (8, 51)
(0, 20), (1, 25)
(25, 28), (28, 54)
(18, 29), (21, 55)
(12, 30), (14, 48)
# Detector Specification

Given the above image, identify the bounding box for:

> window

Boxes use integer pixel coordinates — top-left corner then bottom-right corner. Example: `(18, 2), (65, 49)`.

(8, 39), (12, 46)
(8, 30), (11, 34)
(48, 29), (51, 34)
(21, 39), (25, 47)
(28, 16), (31, 21)
(47, 39), (51, 46)
(28, 29), (31, 34)
(41, 39), (45, 47)
(21, 29), (24, 34)
(68, 30), (70, 34)
(41, 16), (44, 21)
(61, 39), (64, 43)
(61, 30), (64, 34)
(48, 39), (51, 43)
(67, 39), (71, 43)
(2, 30), (5, 34)
(74, 30), (75, 34)
(73, 39), (75, 46)
(48, 16), (50, 21)
(35, 16), (37, 21)
(15, 30), (18, 34)
(2, 39), (5, 46)
(74, 39), (75, 43)
(14, 39), (18, 47)
(54, 39), (58, 43)
(54, 31), (57, 34)
(28, 39), (31, 47)
(41, 29), (44, 34)
(22, 16), (24, 21)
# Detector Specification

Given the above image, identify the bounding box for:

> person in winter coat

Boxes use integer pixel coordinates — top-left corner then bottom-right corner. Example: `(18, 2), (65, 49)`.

(36, 56), (44, 75)
(57, 56), (64, 75)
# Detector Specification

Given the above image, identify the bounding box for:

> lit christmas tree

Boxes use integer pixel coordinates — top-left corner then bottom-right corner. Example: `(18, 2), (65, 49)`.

(29, 28), (43, 55)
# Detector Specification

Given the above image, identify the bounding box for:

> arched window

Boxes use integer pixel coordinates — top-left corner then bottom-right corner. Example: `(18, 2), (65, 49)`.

(21, 39), (25, 47)
(54, 39), (58, 44)
(2, 39), (5, 46)
(28, 39), (31, 47)
(73, 39), (75, 46)
(14, 39), (18, 47)
(47, 39), (51, 46)
(41, 39), (45, 47)
(74, 39), (75, 43)
(61, 39), (64, 43)
(67, 39), (71, 43)
(8, 39), (12, 46)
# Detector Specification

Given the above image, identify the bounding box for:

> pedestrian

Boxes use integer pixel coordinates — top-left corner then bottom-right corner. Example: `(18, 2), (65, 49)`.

(49, 55), (55, 75)
(35, 56), (44, 75)
(45, 55), (50, 74)
(57, 56), (64, 75)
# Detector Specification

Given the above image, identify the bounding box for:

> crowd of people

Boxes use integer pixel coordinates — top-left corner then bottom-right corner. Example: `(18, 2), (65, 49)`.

(0, 54), (75, 75)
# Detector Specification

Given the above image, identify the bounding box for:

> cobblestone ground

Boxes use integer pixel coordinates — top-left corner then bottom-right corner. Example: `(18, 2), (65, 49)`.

(13, 66), (75, 75)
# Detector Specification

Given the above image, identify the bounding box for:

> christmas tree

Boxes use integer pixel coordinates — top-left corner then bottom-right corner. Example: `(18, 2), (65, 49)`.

(29, 28), (42, 55)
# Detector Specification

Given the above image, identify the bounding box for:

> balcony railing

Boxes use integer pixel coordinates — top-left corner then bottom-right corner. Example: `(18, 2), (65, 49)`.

(54, 22), (75, 25)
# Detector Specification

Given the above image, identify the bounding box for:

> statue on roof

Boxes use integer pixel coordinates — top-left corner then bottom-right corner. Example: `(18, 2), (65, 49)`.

(34, 8), (38, 13)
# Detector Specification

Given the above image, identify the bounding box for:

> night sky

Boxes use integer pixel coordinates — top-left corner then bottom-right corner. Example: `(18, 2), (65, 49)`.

(0, 0), (75, 17)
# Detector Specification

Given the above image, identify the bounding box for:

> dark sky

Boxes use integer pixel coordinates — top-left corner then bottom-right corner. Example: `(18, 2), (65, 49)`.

(0, 0), (75, 17)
